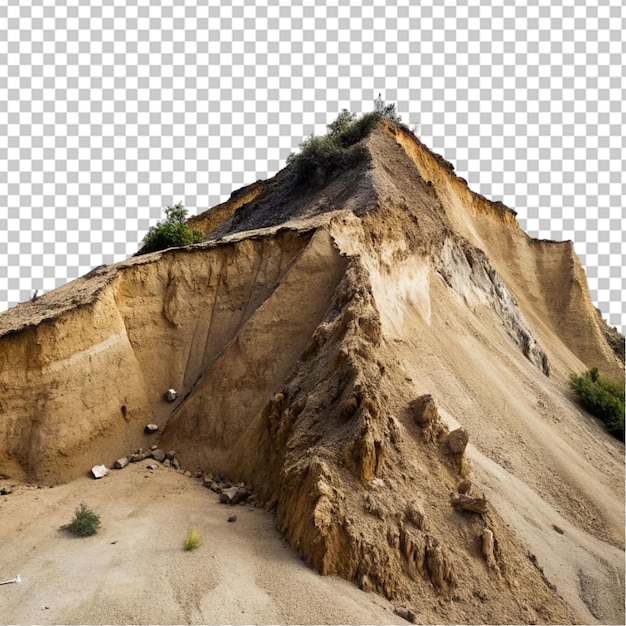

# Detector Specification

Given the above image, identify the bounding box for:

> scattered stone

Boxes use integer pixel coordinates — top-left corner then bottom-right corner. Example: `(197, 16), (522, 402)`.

(163, 459), (171, 468)
(447, 428), (469, 454)
(151, 445), (158, 451)
(394, 606), (417, 623)
(165, 450), (177, 460)
(130, 452), (146, 463)
(152, 449), (166, 463)
(113, 457), (130, 469)
(91, 464), (109, 479)
(228, 514), (238, 523)
(144, 424), (159, 434)
(171, 457), (181, 470)
(0, 487), (12, 495)
(207, 480), (223, 494)
(552, 524), (565, 535)
(451, 493), (488, 514)
(183, 470), (191, 477)
(146, 463), (160, 471)
(165, 389), (177, 402)
(219, 485), (252, 505)
(410, 394), (438, 425)
(219, 489), (235, 504)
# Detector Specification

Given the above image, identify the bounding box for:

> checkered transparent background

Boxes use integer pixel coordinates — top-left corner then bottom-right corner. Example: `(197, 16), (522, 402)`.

(1, 0), (624, 334)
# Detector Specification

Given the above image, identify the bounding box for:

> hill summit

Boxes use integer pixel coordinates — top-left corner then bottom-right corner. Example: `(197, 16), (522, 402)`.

(0, 118), (623, 624)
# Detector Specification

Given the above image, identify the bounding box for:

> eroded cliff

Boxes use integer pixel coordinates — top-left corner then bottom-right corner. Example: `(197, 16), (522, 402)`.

(0, 120), (623, 624)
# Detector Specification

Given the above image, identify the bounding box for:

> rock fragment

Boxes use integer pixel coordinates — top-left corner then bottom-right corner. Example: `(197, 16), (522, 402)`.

(410, 394), (438, 425)
(451, 493), (488, 514)
(447, 428), (469, 454)
(394, 606), (417, 623)
(219, 485), (252, 505)
(165, 389), (177, 402)
(228, 514), (238, 523)
(152, 449), (166, 463)
(91, 464), (109, 479)
(482, 527), (497, 568)
(144, 424), (159, 434)
(113, 457), (129, 469)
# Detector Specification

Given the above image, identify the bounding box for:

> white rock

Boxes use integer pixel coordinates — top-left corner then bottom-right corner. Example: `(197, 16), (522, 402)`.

(165, 389), (177, 402)
(91, 464), (109, 479)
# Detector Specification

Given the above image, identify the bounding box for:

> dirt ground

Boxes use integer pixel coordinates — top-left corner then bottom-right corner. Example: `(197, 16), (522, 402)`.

(0, 462), (403, 625)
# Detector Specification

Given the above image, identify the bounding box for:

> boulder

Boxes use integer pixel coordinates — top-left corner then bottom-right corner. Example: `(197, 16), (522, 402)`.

(447, 428), (469, 454)
(113, 457), (130, 469)
(91, 464), (109, 479)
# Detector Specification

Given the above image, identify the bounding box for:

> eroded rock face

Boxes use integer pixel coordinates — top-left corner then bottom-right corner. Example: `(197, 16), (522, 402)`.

(435, 237), (550, 375)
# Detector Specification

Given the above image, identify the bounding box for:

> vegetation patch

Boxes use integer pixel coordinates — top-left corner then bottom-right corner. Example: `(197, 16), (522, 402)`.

(569, 367), (625, 440)
(183, 528), (202, 551)
(138, 202), (203, 254)
(61, 502), (101, 537)
(287, 96), (403, 185)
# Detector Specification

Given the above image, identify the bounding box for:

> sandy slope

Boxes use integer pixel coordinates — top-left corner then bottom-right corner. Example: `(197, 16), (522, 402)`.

(0, 462), (402, 625)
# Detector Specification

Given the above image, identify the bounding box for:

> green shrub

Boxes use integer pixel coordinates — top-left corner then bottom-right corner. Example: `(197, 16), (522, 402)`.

(569, 368), (625, 440)
(138, 202), (203, 254)
(183, 528), (202, 551)
(287, 109), (386, 184)
(61, 502), (101, 537)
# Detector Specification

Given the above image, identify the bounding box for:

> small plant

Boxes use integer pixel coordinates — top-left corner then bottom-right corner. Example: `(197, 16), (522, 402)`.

(138, 202), (203, 254)
(61, 502), (101, 537)
(569, 367), (625, 441)
(374, 93), (402, 122)
(183, 528), (202, 551)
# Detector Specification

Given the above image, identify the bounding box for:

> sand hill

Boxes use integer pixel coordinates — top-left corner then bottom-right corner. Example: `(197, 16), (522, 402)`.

(0, 120), (623, 625)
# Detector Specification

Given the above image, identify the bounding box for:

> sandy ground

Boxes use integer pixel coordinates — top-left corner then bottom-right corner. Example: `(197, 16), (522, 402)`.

(0, 461), (404, 625)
